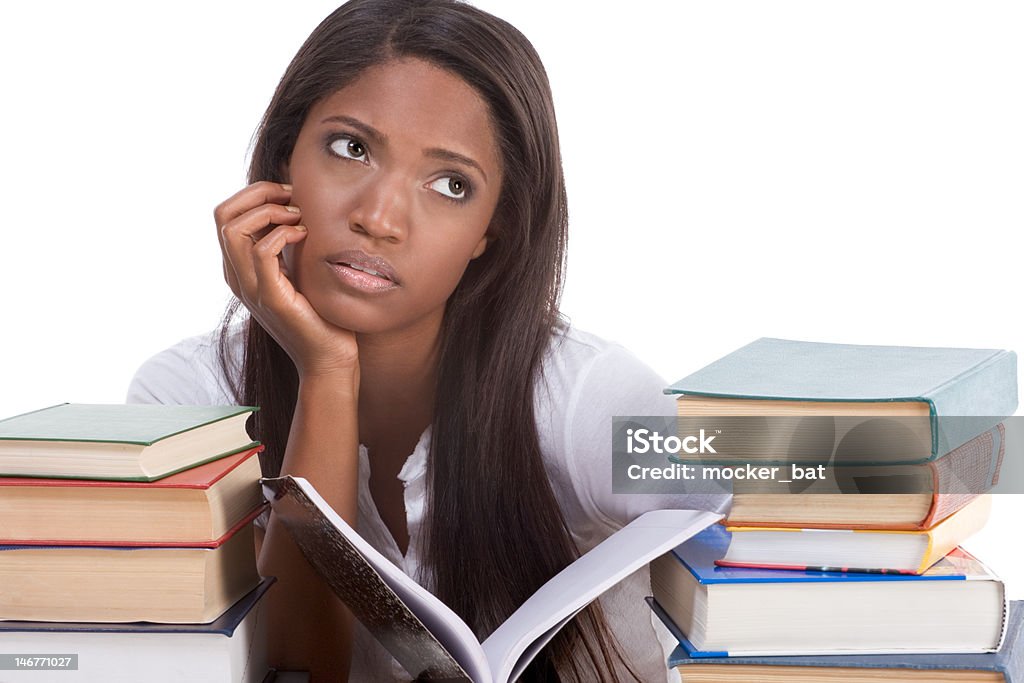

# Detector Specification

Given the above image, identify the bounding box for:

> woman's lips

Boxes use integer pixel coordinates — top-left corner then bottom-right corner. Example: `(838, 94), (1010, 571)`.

(325, 249), (400, 292)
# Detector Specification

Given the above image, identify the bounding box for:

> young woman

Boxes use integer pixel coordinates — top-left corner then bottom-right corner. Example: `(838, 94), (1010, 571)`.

(127, 0), (728, 680)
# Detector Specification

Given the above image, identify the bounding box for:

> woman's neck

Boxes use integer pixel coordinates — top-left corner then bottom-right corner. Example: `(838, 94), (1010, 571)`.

(354, 314), (441, 447)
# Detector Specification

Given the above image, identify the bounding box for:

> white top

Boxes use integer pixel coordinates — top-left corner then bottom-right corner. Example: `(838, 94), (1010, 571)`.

(126, 324), (730, 682)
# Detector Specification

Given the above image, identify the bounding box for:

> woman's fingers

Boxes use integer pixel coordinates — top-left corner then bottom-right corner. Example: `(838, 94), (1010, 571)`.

(215, 181), (294, 296)
(220, 201), (302, 298)
(252, 224), (308, 310)
(241, 223), (327, 368)
(214, 181), (292, 233)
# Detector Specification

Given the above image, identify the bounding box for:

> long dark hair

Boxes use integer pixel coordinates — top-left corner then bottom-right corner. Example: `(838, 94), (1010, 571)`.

(219, 1), (637, 679)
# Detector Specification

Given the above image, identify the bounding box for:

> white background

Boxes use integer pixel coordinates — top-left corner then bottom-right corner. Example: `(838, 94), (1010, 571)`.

(2, 2), (1022, 594)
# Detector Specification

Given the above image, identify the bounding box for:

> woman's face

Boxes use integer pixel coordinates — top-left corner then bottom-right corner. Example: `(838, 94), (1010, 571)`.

(283, 57), (504, 336)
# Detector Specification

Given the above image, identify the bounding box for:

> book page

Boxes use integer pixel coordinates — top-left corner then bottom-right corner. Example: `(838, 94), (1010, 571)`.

(482, 508), (721, 682)
(261, 476), (488, 682)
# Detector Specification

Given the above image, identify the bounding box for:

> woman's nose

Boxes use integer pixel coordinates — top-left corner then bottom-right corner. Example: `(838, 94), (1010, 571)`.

(347, 174), (408, 243)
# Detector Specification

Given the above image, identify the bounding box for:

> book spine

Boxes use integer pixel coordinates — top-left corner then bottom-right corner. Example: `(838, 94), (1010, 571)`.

(917, 495), (992, 573)
(926, 351), (1017, 458)
(1009, 622), (1022, 683)
(0, 403), (70, 432)
(925, 424), (1005, 526)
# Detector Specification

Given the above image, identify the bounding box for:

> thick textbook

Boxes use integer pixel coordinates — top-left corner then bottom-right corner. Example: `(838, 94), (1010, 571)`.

(652, 598), (1024, 682)
(650, 524), (1006, 656)
(0, 446), (265, 545)
(260, 475), (720, 683)
(0, 506), (264, 623)
(719, 494), (991, 574)
(0, 578), (274, 683)
(725, 423), (1005, 529)
(0, 403), (259, 481)
(666, 338), (1017, 463)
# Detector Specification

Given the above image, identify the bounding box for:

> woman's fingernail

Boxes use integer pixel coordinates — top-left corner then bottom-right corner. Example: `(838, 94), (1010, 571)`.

(285, 205), (301, 214)
(281, 183), (293, 191)
(295, 224), (307, 232)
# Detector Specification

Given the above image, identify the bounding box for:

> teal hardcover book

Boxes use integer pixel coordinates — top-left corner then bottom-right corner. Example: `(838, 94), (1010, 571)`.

(666, 338), (1017, 463)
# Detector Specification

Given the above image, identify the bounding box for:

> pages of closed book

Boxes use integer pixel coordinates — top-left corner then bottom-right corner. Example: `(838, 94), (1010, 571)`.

(481, 508), (722, 683)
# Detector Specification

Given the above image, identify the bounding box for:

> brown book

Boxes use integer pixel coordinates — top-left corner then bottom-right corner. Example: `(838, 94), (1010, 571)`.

(725, 424), (1004, 529)
(0, 507), (263, 623)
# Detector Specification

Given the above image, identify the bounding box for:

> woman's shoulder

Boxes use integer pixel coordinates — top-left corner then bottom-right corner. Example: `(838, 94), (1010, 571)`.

(534, 323), (671, 506)
(125, 324), (244, 406)
(540, 323), (675, 412)
(538, 324), (730, 533)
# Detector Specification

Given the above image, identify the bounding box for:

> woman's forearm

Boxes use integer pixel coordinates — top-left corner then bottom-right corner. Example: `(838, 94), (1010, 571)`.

(257, 368), (361, 681)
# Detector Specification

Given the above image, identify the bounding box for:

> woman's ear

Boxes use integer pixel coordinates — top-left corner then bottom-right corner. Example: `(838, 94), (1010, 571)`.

(471, 235), (489, 259)
(472, 219), (500, 260)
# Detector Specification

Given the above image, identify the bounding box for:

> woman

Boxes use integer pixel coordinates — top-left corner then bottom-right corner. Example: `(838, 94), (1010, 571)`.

(128, 0), (728, 680)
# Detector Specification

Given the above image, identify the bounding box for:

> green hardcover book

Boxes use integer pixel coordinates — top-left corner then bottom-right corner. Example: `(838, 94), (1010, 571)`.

(0, 403), (259, 481)
(667, 338), (1017, 464)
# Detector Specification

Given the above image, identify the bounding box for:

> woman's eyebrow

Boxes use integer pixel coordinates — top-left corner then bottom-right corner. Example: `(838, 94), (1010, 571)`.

(320, 114), (488, 183)
(320, 115), (386, 145)
(424, 148), (487, 183)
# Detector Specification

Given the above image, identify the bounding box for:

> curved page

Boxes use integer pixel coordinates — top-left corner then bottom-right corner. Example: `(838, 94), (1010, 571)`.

(261, 476), (488, 683)
(482, 508), (722, 682)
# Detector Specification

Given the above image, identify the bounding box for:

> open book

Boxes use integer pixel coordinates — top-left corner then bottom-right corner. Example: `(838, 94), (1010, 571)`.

(260, 476), (720, 683)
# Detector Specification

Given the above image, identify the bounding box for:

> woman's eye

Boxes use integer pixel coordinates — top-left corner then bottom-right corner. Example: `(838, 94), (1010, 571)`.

(328, 136), (367, 161)
(429, 176), (469, 201)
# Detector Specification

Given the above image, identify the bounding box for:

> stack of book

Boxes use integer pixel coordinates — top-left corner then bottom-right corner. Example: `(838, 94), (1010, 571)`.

(0, 403), (272, 683)
(649, 338), (1022, 681)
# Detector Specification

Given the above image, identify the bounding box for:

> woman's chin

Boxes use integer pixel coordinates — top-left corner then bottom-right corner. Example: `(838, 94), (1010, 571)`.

(309, 296), (446, 341)
(313, 305), (391, 336)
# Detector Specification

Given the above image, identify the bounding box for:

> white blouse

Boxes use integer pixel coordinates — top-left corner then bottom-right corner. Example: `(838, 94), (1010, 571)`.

(126, 324), (729, 682)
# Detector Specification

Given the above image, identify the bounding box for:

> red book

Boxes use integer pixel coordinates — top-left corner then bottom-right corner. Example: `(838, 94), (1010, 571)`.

(0, 446), (265, 546)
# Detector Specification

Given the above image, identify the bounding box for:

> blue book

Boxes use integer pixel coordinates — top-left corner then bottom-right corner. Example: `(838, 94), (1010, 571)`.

(666, 337), (1017, 464)
(0, 577), (273, 683)
(650, 524), (1008, 656)
(650, 598), (1023, 682)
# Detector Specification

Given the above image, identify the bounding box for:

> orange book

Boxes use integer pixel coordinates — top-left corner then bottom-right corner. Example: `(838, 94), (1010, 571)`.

(0, 446), (265, 546)
(718, 495), (992, 574)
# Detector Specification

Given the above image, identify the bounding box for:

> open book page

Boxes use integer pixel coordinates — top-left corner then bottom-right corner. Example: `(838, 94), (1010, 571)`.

(261, 476), (485, 682)
(481, 509), (722, 682)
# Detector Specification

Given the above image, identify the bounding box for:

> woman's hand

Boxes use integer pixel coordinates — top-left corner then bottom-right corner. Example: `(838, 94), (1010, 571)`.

(215, 181), (359, 378)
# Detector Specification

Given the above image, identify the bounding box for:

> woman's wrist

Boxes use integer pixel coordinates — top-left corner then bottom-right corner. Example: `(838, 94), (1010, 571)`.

(283, 365), (361, 513)
(298, 363), (360, 398)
